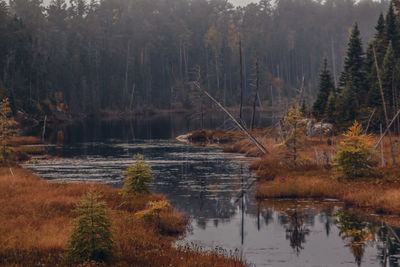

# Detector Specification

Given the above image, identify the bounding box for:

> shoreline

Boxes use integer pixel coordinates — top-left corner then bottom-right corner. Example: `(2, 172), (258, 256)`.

(181, 128), (400, 225)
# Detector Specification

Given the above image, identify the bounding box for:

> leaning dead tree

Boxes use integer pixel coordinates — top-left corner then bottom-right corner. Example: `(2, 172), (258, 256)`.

(192, 67), (269, 155)
(373, 109), (400, 150)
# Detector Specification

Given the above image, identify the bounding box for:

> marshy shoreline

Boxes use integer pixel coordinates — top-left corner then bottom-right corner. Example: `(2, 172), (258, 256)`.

(182, 128), (400, 227)
(0, 137), (245, 266)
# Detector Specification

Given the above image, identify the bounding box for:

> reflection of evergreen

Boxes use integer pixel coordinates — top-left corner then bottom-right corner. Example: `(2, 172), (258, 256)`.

(283, 209), (310, 255)
(335, 210), (379, 266)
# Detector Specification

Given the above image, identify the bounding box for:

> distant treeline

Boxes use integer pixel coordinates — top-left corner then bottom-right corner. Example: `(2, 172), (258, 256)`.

(0, 0), (388, 116)
(312, 1), (400, 130)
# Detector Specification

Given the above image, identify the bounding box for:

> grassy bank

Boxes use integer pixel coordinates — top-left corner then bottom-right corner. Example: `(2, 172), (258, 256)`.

(186, 129), (400, 216)
(0, 167), (244, 266)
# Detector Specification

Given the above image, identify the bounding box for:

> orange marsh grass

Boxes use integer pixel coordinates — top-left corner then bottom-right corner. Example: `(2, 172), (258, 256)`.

(0, 167), (244, 266)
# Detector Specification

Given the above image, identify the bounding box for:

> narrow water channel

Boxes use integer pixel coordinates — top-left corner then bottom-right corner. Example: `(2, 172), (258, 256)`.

(23, 116), (400, 266)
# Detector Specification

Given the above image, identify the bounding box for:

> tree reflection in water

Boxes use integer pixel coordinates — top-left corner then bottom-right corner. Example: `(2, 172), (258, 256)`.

(334, 210), (379, 266)
(283, 209), (311, 255)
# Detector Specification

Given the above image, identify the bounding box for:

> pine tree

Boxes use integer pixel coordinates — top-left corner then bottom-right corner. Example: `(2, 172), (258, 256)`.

(122, 154), (154, 196)
(312, 57), (335, 118)
(339, 22), (367, 106)
(66, 190), (114, 264)
(325, 91), (336, 123)
(0, 98), (18, 163)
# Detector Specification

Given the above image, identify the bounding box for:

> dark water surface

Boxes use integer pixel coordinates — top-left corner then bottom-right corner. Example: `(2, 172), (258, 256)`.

(23, 115), (400, 266)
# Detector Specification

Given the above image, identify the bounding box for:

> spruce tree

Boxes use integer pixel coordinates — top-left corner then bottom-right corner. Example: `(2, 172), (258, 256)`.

(312, 57), (335, 118)
(339, 22), (367, 106)
(66, 190), (114, 264)
(385, 1), (400, 57)
(340, 82), (358, 126)
(325, 91), (336, 123)
(122, 154), (154, 196)
(381, 42), (397, 113)
(367, 13), (387, 113)
(374, 13), (387, 64)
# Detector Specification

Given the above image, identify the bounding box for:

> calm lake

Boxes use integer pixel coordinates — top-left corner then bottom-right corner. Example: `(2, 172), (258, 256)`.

(23, 113), (400, 266)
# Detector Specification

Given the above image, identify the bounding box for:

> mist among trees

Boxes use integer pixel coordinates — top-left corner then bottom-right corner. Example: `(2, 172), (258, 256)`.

(0, 0), (389, 117)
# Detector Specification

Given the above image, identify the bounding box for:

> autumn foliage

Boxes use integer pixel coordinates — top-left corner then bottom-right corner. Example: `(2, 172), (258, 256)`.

(335, 121), (375, 179)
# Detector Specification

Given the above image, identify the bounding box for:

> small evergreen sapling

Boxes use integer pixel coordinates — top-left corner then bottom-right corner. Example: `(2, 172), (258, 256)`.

(66, 190), (113, 264)
(335, 121), (375, 179)
(122, 154), (154, 195)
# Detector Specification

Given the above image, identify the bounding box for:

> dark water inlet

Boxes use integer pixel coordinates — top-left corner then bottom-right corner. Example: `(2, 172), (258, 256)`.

(22, 115), (400, 266)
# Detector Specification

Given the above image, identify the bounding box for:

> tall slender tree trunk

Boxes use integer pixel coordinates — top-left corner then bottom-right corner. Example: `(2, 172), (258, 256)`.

(239, 36), (244, 121)
(373, 46), (396, 165)
(251, 58), (259, 130)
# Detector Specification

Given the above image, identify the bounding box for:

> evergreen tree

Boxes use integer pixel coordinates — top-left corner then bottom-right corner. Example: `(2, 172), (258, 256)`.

(339, 22), (367, 106)
(335, 121), (375, 179)
(367, 13), (387, 112)
(312, 57), (334, 118)
(66, 190), (114, 264)
(374, 13), (387, 63)
(385, 1), (400, 57)
(325, 91), (336, 123)
(339, 82), (358, 126)
(122, 154), (154, 196)
(381, 42), (397, 114)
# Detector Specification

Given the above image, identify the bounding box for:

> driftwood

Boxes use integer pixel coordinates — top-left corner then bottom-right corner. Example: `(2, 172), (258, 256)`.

(192, 79), (269, 155)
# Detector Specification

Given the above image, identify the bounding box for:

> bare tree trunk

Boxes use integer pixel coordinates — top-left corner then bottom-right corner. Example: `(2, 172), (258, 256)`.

(364, 108), (376, 134)
(373, 46), (396, 165)
(251, 58), (259, 130)
(239, 35), (244, 120)
(380, 124), (386, 166)
(373, 109), (400, 150)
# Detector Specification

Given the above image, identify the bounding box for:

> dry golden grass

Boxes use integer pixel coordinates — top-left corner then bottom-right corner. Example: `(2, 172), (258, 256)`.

(9, 136), (42, 146)
(0, 167), (244, 266)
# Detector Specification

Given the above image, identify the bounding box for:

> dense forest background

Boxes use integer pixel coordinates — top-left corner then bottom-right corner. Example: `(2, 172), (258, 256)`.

(0, 0), (390, 117)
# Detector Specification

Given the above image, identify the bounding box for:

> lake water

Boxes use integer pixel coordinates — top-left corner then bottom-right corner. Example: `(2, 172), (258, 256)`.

(23, 114), (400, 266)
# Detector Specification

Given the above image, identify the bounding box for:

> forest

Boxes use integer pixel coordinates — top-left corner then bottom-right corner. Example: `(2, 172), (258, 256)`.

(0, 0), (390, 118)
